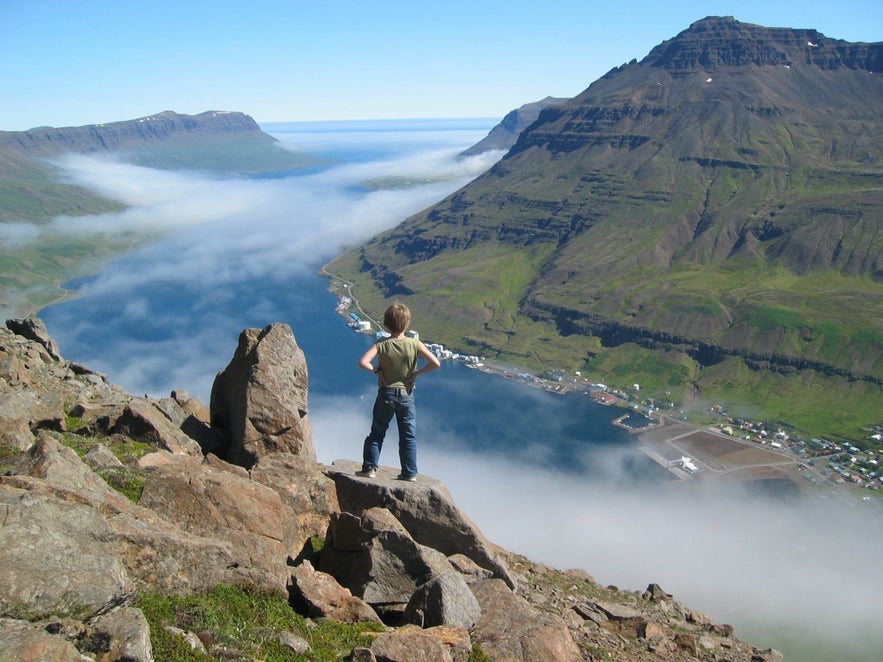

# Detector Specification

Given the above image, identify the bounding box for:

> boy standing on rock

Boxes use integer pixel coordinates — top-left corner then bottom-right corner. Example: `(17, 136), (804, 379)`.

(356, 303), (440, 481)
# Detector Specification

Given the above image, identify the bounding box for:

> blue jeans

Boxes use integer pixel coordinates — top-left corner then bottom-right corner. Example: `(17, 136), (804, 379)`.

(362, 386), (417, 477)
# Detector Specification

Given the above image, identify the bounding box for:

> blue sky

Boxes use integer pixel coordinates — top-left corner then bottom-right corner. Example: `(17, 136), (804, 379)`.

(1, 0), (881, 130)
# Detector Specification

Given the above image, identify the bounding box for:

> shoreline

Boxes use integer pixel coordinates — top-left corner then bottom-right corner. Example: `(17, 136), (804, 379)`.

(322, 271), (872, 495)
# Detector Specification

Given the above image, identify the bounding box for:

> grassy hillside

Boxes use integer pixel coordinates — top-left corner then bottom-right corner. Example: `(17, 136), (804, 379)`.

(324, 18), (883, 442)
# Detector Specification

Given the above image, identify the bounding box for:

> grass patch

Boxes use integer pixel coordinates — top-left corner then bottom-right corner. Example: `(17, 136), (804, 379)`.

(97, 467), (146, 502)
(58, 424), (154, 501)
(136, 584), (383, 661)
(745, 304), (806, 332)
(0, 445), (24, 475)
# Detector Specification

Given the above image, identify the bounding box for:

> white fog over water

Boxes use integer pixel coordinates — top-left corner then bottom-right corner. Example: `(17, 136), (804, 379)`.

(32, 121), (883, 661)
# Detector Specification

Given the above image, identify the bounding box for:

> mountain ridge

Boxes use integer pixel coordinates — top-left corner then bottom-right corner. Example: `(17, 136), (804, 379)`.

(326, 16), (883, 438)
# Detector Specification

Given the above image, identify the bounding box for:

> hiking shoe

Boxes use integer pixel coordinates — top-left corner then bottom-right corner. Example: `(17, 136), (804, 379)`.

(355, 468), (376, 478)
(396, 473), (417, 482)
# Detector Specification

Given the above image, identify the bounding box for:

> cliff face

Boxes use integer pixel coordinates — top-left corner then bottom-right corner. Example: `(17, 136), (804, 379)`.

(0, 319), (778, 661)
(329, 17), (883, 413)
(0, 110), (269, 158)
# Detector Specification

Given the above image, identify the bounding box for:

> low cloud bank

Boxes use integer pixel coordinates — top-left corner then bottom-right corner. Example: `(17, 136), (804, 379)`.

(312, 392), (883, 661)
(36, 140), (500, 397)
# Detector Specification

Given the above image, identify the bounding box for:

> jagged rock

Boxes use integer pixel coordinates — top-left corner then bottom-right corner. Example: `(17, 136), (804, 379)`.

(637, 619), (667, 641)
(210, 323), (315, 467)
(470, 578), (582, 662)
(572, 601), (609, 625)
(6, 317), (62, 361)
(250, 452), (339, 555)
(111, 398), (203, 456)
(591, 599), (643, 621)
(642, 582), (673, 601)
(83, 442), (123, 469)
(157, 394), (221, 454)
(674, 631), (699, 655)
(88, 606), (153, 662)
(752, 648), (785, 661)
(0, 408), (34, 449)
(369, 624), (456, 662)
(403, 571), (481, 629)
(137, 458), (294, 592)
(318, 507), (456, 604)
(447, 553), (493, 583)
(0, 388), (65, 442)
(13, 433), (126, 502)
(288, 560), (382, 624)
(328, 459), (514, 588)
(0, 618), (85, 662)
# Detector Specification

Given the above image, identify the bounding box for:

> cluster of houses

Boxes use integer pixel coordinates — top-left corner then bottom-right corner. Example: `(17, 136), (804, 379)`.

(712, 412), (883, 493)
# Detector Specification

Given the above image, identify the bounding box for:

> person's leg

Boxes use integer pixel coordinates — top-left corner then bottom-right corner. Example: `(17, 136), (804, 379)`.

(395, 392), (417, 478)
(362, 391), (394, 471)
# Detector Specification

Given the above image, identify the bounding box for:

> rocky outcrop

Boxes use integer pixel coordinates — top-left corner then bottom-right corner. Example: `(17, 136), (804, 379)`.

(327, 460), (515, 588)
(210, 322), (314, 467)
(0, 319), (777, 661)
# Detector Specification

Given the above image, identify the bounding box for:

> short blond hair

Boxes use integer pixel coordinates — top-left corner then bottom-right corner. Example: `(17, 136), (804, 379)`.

(383, 303), (411, 335)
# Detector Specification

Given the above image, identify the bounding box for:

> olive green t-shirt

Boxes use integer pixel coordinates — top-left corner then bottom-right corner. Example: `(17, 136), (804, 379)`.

(376, 337), (419, 387)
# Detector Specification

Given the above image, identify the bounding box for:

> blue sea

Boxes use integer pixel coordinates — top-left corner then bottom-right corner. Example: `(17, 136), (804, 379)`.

(38, 119), (883, 661)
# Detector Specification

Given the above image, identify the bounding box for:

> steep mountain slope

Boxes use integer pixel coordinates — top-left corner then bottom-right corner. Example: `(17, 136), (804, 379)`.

(460, 96), (569, 155)
(328, 17), (883, 434)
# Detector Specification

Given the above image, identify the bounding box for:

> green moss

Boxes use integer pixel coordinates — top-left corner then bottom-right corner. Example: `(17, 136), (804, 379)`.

(98, 467), (146, 503)
(136, 584), (383, 661)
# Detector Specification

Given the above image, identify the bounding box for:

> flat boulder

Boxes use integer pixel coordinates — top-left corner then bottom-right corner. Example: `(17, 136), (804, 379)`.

(0, 485), (134, 621)
(138, 458), (294, 592)
(328, 460), (514, 588)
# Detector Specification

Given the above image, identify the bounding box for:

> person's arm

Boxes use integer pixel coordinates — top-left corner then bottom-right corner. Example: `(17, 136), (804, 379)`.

(359, 344), (387, 385)
(359, 344), (378, 372)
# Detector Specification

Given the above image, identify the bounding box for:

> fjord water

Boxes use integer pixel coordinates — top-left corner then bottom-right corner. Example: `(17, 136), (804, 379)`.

(39, 120), (882, 661)
(41, 119), (654, 478)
